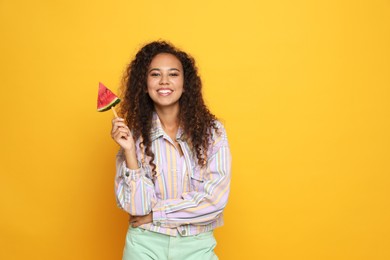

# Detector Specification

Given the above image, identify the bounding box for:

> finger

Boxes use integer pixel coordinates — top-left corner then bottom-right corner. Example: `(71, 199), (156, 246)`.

(112, 117), (125, 125)
(132, 222), (141, 228)
(112, 129), (131, 140)
(111, 119), (124, 131)
(112, 132), (126, 142)
(113, 132), (129, 141)
(111, 123), (130, 134)
(113, 122), (129, 128)
(112, 127), (131, 137)
(112, 126), (130, 136)
(130, 217), (139, 226)
(111, 130), (121, 140)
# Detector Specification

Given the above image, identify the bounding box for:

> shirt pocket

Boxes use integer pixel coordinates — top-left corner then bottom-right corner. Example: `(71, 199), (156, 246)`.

(190, 168), (204, 192)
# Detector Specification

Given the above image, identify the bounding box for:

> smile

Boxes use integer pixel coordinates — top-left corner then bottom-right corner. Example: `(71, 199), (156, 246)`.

(157, 88), (173, 96)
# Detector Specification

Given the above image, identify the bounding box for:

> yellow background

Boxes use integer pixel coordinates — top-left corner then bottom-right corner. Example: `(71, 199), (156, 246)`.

(1, 0), (389, 259)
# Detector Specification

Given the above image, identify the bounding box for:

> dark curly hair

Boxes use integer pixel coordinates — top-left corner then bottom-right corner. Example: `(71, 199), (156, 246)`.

(120, 40), (218, 176)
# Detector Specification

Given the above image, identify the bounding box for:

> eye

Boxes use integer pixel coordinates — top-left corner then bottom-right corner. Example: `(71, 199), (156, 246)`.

(169, 73), (179, 77)
(150, 72), (160, 77)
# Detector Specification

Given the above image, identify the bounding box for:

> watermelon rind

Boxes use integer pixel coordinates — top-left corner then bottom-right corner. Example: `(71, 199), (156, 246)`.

(97, 97), (120, 112)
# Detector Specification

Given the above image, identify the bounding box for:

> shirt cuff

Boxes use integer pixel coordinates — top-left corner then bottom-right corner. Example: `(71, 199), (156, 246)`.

(152, 201), (167, 225)
(122, 161), (143, 181)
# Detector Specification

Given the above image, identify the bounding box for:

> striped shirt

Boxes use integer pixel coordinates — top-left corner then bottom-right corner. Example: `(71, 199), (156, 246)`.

(115, 113), (231, 237)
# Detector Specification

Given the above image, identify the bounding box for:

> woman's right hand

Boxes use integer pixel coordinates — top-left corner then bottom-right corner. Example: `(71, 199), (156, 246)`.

(111, 117), (135, 152)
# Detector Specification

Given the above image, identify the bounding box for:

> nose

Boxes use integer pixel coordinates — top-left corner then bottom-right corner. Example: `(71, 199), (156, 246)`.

(159, 74), (169, 85)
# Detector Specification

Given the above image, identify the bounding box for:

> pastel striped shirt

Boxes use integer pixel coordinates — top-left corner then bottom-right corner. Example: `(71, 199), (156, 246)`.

(115, 113), (231, 237)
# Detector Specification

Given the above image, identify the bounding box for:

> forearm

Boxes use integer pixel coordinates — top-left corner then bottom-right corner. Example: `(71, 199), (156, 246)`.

(124, 148), (138, 170)
(152, 176), (230, 227)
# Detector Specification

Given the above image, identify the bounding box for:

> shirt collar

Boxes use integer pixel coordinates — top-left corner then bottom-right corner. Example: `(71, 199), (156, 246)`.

(150, 112), (184, 141)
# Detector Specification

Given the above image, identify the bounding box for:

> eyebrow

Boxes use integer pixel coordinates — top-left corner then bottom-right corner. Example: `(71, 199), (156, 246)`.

(148, 68), (181, 72)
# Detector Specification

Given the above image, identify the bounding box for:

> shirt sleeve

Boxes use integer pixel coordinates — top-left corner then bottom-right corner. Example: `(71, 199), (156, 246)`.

(114, 149), (158, 216)
(152, 125), (232, 228)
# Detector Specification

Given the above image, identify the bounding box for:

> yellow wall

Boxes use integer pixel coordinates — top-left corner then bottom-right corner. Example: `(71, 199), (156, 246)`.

(1, 0), (389, 259)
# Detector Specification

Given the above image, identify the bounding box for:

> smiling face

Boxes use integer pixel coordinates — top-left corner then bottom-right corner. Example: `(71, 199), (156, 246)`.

(147, 53), (184, 111)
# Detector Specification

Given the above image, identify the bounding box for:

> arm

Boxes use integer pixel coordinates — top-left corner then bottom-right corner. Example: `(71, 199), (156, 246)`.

(152, 126), (232, 228)
(112, 117), (157, 216)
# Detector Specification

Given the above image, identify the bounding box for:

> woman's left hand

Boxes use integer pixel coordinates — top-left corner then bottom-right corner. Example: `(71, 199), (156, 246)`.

(130, 213), (153, 227)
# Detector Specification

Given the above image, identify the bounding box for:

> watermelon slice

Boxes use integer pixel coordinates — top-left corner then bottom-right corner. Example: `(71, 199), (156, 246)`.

(97, 82), (120, 112)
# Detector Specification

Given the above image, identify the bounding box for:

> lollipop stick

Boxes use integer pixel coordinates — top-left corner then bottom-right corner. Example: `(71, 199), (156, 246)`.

(111, 106), (118, 118)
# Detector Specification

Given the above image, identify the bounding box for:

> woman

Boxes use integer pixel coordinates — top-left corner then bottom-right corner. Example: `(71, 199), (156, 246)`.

(112, 41), (231, 260)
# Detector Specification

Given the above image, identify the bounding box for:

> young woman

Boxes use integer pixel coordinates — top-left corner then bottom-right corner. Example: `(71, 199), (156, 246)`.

(112, 41), (231, 260)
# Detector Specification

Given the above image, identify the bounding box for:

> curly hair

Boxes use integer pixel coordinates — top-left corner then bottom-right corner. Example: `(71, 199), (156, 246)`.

(120, 40), (218, 176)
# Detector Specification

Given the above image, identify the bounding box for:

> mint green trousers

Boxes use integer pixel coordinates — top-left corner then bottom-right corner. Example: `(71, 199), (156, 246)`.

(122, 226), (218, 260)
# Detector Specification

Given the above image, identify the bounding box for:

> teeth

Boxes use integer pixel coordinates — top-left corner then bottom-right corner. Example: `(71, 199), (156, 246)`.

(158, 89), (172, 94)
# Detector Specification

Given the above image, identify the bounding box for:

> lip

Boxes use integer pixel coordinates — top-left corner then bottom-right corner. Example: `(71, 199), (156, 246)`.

(157, 88), (173, 96)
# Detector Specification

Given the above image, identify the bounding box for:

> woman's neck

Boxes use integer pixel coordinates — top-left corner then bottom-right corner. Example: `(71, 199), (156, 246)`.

(155, 105), (184, 156)
(155, 105), (180, 133)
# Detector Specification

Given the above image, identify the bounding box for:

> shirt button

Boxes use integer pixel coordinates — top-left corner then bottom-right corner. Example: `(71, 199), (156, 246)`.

(125, 172), (129, 177)
(181, 230), (186, 236)
(156, 222), (161, 227)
